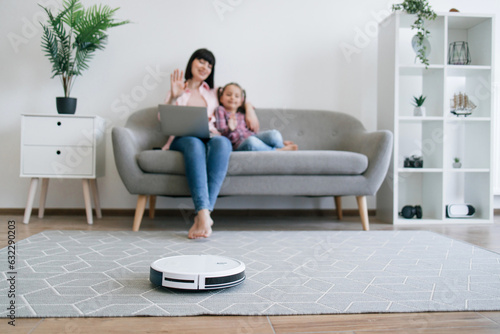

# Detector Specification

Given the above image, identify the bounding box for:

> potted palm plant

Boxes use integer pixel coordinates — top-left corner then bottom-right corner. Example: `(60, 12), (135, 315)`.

(412, 94), (427, 116)
(39, 0), (129, 114)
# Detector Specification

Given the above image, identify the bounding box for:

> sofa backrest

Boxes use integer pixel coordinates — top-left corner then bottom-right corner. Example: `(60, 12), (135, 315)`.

(256, 108), (366, 150)
(124, 107), (367, 151)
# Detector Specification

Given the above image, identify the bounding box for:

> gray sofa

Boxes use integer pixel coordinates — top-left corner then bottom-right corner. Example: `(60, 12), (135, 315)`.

(112, 107), (393, 231)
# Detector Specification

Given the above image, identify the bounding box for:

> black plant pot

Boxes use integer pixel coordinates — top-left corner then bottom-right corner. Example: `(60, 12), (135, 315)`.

(56, 97), (77, 114)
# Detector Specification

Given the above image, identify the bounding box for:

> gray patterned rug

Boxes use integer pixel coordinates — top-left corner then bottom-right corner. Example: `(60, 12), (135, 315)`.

(1, 230), (499, 317)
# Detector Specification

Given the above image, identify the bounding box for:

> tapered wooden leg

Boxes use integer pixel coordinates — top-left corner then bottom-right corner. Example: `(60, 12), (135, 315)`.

(133, 195), (148, 231)
(149, 195), (156, 219)
(38, 178), (49, 218)
(334, 196), (343, 220)
(356, 195), (369, 231)
(23, 178), (39, 224)
(82, 179), (93, 225)
(90, 179), (102, 219)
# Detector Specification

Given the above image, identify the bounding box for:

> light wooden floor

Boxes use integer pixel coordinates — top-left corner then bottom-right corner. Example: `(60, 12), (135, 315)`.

(1, 211), (499, 334)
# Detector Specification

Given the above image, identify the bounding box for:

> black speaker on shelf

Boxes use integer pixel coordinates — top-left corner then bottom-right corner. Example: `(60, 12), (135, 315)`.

(399, 205), (422, 219)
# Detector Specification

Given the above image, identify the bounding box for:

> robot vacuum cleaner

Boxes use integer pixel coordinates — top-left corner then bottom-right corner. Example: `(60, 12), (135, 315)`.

(150, 255), (245, 290)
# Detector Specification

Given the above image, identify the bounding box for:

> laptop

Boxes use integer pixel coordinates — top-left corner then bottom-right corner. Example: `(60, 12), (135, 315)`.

(158, 104), (210, 138)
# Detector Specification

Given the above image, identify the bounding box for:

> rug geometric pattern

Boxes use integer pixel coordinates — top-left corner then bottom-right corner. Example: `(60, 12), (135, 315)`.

(1, 230), (499, 317)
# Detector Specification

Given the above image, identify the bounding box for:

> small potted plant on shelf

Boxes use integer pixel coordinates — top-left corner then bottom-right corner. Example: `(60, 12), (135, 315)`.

(453, 157), (462, 168)
(392, 0), (437, 67)
(39, 0), (129, 114)
(412, 94), (426, 116)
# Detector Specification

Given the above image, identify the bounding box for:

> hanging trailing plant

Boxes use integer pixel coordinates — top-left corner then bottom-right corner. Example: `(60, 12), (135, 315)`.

(392, 0), (437, 67)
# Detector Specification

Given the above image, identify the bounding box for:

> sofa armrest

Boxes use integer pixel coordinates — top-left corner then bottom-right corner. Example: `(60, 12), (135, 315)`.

(349, 130), (393, 195)
(112, 127), (146, 194)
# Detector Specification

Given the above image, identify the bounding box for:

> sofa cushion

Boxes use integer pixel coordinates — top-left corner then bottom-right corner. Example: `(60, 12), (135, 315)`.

(137, 150), (368, 176)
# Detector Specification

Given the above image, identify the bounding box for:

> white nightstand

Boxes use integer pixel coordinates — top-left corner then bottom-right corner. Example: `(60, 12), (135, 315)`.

(20, 114), (106, 225)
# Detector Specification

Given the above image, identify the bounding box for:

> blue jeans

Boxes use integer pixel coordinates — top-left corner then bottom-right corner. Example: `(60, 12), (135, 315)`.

(170, 136), (232, 213)
(236, 130), (284, 151)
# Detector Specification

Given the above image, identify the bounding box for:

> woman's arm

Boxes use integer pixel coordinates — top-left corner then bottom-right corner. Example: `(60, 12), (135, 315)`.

(244, 102), (259, 132)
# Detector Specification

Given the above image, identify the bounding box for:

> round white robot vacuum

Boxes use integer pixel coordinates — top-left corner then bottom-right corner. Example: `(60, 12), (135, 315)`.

(150, 255), (245, 290)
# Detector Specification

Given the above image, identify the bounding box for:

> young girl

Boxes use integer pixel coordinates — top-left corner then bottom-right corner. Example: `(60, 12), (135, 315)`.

(215, 82), (298, 151)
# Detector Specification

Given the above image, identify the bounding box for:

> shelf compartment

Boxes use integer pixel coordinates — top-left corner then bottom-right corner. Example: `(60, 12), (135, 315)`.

(398, 67), (444, 117)
(397, 14), (445, 66)
(397, 171), (443, 220)
(444, 171), (491, 220)
(444, 120), (490, 169)
(398, 120), (443, 169)
(446, 68), (491, 118)
(447, 15), (492, 66)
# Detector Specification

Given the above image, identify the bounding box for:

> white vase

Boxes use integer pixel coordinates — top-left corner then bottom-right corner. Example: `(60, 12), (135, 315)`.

(413, 106), (426, 116)
(453, 162), (462, 168)
(412, 35), (432, 63)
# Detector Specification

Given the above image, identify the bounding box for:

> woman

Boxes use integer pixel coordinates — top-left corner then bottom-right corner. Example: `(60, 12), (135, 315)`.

(162, 49), (259, 239)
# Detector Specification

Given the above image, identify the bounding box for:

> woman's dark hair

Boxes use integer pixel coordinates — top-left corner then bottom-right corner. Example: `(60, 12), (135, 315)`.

(218, 82), (247, 114)
(184, 48), (216, 88)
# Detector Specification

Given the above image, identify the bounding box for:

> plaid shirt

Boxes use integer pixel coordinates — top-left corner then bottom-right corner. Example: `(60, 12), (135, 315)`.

(214, 106), (255, 149)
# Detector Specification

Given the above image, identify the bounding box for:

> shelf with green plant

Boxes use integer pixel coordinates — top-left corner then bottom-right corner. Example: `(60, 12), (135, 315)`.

(39, 0), (129, 114)
(398, 67), (444, 117)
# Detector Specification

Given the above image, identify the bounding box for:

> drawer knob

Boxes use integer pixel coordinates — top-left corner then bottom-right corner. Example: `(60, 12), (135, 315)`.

(56, 150), (61, 155)
(57, 122), (62, 126)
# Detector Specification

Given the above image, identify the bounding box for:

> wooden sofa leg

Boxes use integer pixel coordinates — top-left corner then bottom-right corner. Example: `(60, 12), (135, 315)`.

(149, 195), (156, 219)
(334, 196), (343, 220)
(356, 196), (370, 231)
(133, 195), (148, 232)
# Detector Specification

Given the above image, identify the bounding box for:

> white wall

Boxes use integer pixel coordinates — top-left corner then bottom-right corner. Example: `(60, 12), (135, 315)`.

(1, 0), (499, 212)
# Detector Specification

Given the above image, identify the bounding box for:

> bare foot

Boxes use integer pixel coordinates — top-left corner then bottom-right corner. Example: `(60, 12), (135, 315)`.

(277, 143), (298, 151)
(284, 140), (295, 146)
(188, 209), (213, 239)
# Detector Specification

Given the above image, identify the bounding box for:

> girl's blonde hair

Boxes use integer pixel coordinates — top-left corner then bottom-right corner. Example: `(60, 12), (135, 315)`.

(217, 82), (247, 113)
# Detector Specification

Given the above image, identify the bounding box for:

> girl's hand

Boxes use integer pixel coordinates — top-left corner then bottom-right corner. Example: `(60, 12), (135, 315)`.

(170, 69), (186, 99)
(244, 103), (259, 132)
(162, 135), (175, 150)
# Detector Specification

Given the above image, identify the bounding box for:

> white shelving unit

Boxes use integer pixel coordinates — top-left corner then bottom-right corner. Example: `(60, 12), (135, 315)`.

(376, 12), (495, 225)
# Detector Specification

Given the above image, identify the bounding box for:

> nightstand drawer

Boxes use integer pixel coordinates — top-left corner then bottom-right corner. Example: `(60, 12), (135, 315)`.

(22, 146), (94, 176)
(23, 116), (94, 146)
